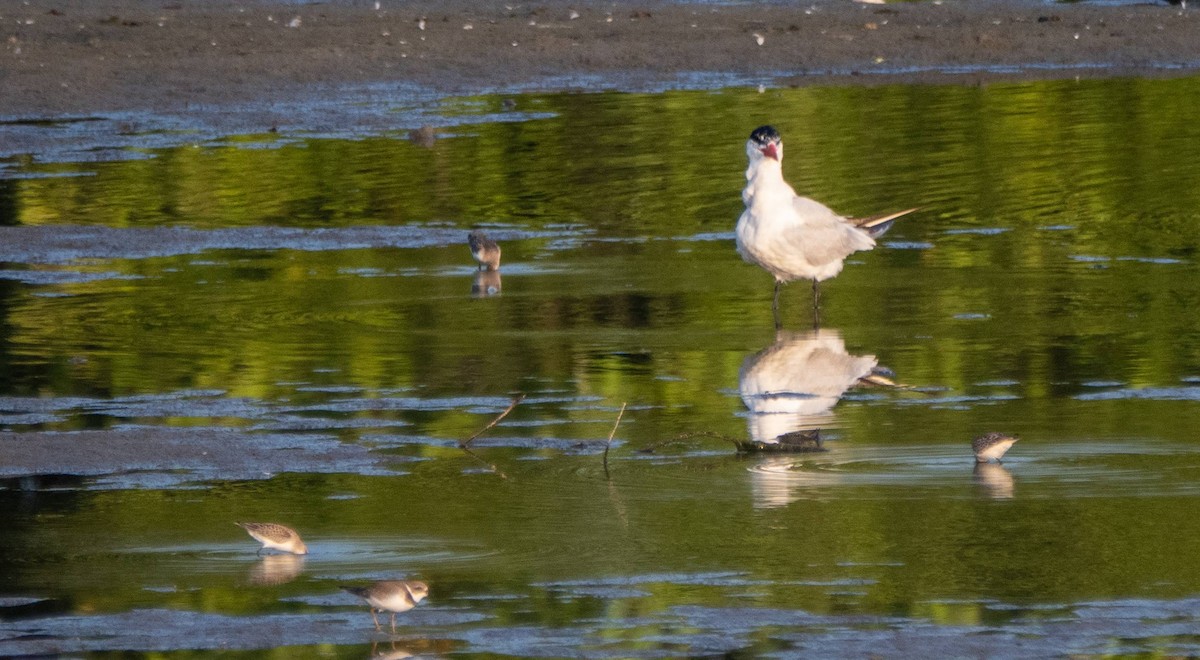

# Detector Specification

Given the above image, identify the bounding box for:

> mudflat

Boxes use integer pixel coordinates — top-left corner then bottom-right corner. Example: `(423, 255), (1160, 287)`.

(3, 0), (1197, 122)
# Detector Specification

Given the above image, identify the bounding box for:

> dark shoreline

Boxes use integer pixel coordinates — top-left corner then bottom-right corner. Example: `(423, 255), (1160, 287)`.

(4, 0), (1198, 114)
(2, 0), (1198, 159)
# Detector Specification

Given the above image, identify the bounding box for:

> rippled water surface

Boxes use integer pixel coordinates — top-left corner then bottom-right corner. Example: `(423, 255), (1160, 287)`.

(3, 75), (1200, 657)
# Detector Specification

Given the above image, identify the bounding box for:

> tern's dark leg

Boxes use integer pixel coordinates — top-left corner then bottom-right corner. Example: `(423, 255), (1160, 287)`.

(370, 608), (382, 631)
(811, 281), (822, 328)
(772, 282), (783, 329)
(390, 612), (398, 634)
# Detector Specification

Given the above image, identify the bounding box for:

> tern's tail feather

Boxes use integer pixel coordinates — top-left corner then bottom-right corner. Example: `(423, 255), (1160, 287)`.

(851, 207), (919, 238)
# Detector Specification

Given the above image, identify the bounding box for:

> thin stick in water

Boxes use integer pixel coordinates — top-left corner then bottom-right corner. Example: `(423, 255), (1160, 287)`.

(603, 402), (627, 476)
(639, 431), (742, 453)
(459, 444), (509, 480)
(461, 393), (526, 448)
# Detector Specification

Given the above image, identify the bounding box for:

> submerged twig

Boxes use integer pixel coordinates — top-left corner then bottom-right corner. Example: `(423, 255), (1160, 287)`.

(458, 444), (509, 480)
(453, 392), (525, 479)
(639, 431), (743, 453)
(602, 402), (627, 478)
(461, 393), (526, 448)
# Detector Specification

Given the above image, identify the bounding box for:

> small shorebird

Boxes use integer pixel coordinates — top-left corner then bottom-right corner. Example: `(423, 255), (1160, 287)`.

(736, 125), (917, 322)
(468, 230), (501, 271)
(342, 580), (429, 633)
(234, 522), (308, 556)
(972, 432), (1019, 463)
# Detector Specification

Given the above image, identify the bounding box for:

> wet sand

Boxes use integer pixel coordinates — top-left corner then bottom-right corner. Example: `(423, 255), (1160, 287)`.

(3, 0), (1197, 123)
(0, 428), (393, 487)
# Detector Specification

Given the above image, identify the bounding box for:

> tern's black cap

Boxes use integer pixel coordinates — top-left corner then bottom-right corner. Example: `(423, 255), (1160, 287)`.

(749, 125), (781, 145)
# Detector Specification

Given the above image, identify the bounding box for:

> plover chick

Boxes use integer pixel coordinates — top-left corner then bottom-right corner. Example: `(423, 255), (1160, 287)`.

(234, 522), (308, 555)
(342, 580), (429, 633)
(468, 230), (501, 271)
(736, 125), (917, 318)
(972, 432), (1019, 463)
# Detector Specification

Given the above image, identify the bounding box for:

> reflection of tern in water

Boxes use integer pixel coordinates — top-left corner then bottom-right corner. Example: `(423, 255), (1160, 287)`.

(247, 553), (306, 586)
(738, 328), (892, 445)
(747, 449), (886, 508)
(472, 269), (501, 297)
(750, 456), (812, 508)
(973, 462), (1015, 499)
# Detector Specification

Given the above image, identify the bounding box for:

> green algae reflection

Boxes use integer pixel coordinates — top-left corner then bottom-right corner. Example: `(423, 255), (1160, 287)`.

(2, 75), (1200, 656)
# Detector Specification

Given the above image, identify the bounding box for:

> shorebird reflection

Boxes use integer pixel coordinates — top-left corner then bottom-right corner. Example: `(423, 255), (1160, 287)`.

(247, 554), (306, 586)
(372, 648), (415, 660)
(472, 269), (501, 297)
(973, 462), (1015, 499)
(738, 328), (885, 444)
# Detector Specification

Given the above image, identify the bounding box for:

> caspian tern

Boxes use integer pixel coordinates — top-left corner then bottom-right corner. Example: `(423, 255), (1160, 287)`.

(736, 125), (916, 323)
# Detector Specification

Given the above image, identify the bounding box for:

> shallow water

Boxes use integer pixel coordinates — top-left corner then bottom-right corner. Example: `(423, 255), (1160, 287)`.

(3, 75), (1200, 657)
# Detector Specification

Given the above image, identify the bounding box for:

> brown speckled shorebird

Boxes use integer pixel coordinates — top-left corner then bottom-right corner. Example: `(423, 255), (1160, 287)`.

(972, 432), (1019, 463)
(468, 230), (501, 271)
(342, 580), (429, 633)
(234, 522), (308, 555)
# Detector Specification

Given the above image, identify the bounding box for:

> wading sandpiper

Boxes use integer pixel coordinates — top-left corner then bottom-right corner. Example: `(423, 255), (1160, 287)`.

(342, 580), (429, 633)
(234, 522), (308, 555)
(972, 432), (1019, 463)
(468, 230), (501, 271)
